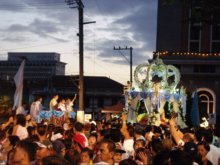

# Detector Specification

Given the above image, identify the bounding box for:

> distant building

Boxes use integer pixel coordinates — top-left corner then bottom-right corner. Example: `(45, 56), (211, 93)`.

(156, 0), (220, 126)
(0, 52), (66, 80)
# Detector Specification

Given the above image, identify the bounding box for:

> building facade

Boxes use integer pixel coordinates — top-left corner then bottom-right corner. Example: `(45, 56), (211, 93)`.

(156, 0), (220, 125)
(0, 52), (66, 80)
(157, 0), (220, 53)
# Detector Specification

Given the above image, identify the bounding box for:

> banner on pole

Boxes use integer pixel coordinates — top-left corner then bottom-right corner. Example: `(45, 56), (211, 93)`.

(13, 60), (25, 110)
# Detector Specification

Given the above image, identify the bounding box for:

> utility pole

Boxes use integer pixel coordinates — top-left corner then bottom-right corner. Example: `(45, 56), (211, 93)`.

(114, 46), (133, 85)
(65, 0), (95, 122)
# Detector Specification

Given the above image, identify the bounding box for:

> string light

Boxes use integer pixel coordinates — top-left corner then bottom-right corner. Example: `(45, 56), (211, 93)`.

(155, 51), (220, 58)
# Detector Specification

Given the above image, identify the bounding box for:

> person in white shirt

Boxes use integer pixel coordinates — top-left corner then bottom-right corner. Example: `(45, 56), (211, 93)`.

(65, 94), (77, 112)
(207, 143), (220, 165)
(49, 95), (59, 110)
(120, 113), (134, 158)
(202, 128), (220, 165)
(30, 97), (43, 121)
(57, 99), (66, 111)
(16, 103), (27, 115)
(12, 114), (28, 140)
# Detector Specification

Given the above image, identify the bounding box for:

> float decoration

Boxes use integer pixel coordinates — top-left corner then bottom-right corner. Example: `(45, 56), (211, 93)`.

(125, 55), (187, 127)
(36, 110), (76, 125)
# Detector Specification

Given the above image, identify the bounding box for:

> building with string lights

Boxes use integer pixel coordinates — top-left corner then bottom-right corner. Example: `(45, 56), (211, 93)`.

(156, 0), (220, 126)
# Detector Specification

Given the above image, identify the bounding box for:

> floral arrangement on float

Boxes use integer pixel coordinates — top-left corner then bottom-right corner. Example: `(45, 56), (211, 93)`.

(124, 55), (187, 128)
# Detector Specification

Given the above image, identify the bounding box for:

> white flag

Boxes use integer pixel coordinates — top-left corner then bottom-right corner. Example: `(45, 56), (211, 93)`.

(13, 60), (25, 110)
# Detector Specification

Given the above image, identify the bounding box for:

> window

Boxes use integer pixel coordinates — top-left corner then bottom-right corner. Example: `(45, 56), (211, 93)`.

(212, 42), (220, 53)
(189, 24), (201, 52)
(190, 25), (201, 40)
(190, 42), (200, 52)
(211, 10), (220, 53)
(212, 25), (220, 53)
(212, 26), (220, 40)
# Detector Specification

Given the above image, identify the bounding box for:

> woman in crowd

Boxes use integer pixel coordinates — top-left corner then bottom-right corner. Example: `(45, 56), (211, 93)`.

(12, 114), (28, 140)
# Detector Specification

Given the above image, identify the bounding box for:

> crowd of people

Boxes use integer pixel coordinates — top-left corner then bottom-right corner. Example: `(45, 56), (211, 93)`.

(0, 95), (220, 165)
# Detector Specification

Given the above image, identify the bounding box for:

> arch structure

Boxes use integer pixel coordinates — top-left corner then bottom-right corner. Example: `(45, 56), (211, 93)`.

(197, 88), (216, 125)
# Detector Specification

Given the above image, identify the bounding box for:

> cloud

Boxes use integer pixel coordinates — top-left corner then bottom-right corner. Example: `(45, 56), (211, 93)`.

(30, 19), (61, 34)
(7, 24), (29, 32)
(0, 0), (27, 12)
(2, 35), (31, 42)
(112, 1), (157, 48)
(85, 0), (145, 16)
(82, 0), (157, 65)
(0, 0), (157, 68)
(2, 19), (69, 42)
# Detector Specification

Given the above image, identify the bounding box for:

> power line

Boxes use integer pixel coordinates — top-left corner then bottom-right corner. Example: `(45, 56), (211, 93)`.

(117, 50), (130, 63)
(87, 59), (129, 81)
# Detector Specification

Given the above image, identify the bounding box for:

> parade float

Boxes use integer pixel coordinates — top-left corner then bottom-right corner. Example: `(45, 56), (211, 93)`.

(124, 55), (187, 127)
(37, 110), (76, 125)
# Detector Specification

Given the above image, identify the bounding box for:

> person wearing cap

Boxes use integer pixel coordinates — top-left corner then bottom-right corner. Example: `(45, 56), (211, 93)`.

(72, 133), (86, 153)
(113, 143), (126, 165)
(35, 140), (55, 164)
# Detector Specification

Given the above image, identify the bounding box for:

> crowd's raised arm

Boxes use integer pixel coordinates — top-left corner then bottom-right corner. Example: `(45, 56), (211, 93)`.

(0, 99), (220, 165)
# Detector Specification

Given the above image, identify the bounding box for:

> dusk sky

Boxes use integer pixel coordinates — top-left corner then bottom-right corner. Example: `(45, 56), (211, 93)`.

(0, 0), (158, 84)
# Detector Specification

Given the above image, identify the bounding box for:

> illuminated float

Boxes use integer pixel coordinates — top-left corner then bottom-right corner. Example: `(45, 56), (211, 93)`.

(124, 55), (187, 127)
